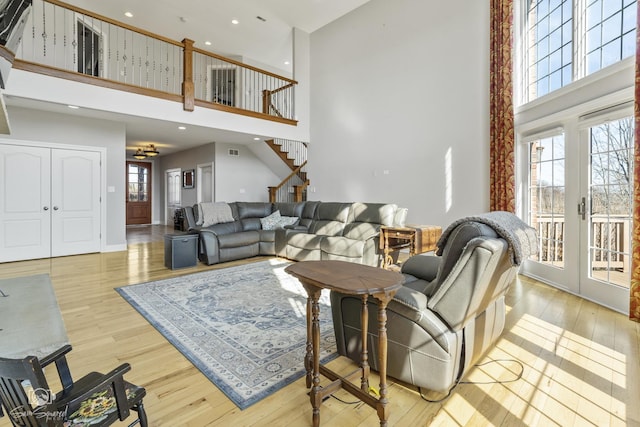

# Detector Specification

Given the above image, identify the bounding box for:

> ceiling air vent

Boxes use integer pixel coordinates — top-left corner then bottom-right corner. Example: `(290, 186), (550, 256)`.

(228, 148), (240, 157)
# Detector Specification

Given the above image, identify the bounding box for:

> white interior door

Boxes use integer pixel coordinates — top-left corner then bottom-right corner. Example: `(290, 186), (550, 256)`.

(0, 145), (51, 262)
(165, 168), (181, 226)
(51, 149), (101, 257)
(197, 162), (214, 203)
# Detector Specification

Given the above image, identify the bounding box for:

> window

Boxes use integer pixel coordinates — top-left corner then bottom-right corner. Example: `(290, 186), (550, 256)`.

(516, 0), (636, 312)
(521, 0), (636, 103)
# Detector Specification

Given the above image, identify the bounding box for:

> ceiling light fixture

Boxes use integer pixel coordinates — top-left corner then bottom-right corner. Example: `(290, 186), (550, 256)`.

(178, 126), (186, 130)
(205, 41), (212, 46)
(231, 19), (239, 25)
(68, 105), (79, 109)
(284, 61), (290, 65)
(124, 11), (133, 18)
(133, 148), (146, 160)
(253, 137), (260, 141)
(143, 144), (159, 157)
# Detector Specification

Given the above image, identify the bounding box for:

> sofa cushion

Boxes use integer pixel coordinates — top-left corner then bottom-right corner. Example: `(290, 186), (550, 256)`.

(287, 232), (324, 250)
(236, 202), (273, 219)
(342, 222), (380, 241)
(274, 202), (305, 218)
(321, 236), (365, 258)
(348, 202), (397, 226)
(309, 202), (351, 236)
(202, 221), (240, 235)
(217, 230), (260, 249)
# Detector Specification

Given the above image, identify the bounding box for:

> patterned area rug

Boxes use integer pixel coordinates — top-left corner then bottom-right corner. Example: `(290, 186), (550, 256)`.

(116, 259), (336, 409)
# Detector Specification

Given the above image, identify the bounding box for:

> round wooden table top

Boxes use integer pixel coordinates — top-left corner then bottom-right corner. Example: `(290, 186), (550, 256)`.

(285, 260), (404, 296)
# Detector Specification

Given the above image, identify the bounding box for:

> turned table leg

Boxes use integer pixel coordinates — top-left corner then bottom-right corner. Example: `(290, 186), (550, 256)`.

(376, 299), (391, 427)
(360, 295), (370, 392)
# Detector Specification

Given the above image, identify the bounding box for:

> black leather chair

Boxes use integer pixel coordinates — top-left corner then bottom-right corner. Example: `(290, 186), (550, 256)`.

(0, 345), (147, 426)
(331, 213), (536, 393)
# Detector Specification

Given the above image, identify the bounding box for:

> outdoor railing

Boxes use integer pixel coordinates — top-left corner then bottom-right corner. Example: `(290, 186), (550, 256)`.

(533, 215), (630, 271)
(12, 0), (297, 124)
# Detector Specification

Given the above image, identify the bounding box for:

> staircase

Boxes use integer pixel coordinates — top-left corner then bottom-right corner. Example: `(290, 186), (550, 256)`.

(266, 139), (310, 203)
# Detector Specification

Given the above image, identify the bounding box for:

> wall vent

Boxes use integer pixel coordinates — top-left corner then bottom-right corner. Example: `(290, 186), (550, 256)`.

(228, 148), (240, 156)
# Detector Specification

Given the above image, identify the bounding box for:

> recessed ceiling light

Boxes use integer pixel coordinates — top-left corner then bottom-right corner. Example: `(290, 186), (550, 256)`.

(253, 137), (260, 141)
(205, 41), (212, 46)
(284, 61), (290, 65)
(68, 105), (79, 109)
(178, 126), (186, 130)
(124, 12), (133, 18)
(231, 19), (239, 25)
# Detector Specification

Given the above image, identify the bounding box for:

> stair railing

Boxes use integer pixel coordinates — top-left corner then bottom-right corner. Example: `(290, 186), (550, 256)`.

(268, 161), (309, 203)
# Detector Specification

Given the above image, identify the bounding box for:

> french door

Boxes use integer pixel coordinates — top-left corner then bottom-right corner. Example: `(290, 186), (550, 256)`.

(522, 111), (633, 314)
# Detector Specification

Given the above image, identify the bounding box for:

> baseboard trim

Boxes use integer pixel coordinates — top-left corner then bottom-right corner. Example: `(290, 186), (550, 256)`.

(103, 244), (127, 253)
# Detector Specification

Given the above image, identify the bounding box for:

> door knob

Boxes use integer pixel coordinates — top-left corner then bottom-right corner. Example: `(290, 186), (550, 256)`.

(43, 206), (49, 211)
(53, 206), (59, 211)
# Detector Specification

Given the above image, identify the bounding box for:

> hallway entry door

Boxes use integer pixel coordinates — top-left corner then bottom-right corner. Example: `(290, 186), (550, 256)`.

(126, 161), (152, 225)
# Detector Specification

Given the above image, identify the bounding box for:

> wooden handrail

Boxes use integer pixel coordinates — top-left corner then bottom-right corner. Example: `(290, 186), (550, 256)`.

(193, 47), (297, 85)
(18, 0), (299, 125)
(272, 161), (308, 193)
(269, 82), (296, 95)
(44, 0), (183, 47)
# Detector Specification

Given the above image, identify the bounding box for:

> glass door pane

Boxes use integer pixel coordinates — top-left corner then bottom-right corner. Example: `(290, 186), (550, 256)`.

(528, 134), (566, 268)
(588, 118), (633, 288)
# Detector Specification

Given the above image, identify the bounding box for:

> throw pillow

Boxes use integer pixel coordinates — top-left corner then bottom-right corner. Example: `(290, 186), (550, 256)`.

(260, 210), (282, 230)
(276, 216), (299, 228)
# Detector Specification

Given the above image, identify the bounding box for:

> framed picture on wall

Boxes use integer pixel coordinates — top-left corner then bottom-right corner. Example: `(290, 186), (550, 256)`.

(183, 169), (195, 188)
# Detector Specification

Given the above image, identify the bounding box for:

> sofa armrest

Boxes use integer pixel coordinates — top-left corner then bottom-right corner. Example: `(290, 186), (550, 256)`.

(401, 254), (441, 282)
(286, 225), (309, 231)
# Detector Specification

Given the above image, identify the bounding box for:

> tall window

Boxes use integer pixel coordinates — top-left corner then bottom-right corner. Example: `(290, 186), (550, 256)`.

(522, 0), (636, 103)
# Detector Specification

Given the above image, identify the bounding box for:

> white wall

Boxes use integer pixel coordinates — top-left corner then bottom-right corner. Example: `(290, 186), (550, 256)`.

(0, 106), (127, 248)
(309, 0), (490, 227)
(214, 143), (280, 203)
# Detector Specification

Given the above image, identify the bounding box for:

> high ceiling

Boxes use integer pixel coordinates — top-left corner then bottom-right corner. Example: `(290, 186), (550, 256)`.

(62, 0), (371, 74)
(7, 0), (370, 156)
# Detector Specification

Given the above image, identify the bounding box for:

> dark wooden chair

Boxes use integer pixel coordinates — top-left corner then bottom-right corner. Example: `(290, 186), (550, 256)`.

(0, 345), (147, 426)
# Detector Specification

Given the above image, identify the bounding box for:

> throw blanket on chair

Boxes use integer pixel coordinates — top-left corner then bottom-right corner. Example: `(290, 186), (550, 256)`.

(436, 211), (538, 266)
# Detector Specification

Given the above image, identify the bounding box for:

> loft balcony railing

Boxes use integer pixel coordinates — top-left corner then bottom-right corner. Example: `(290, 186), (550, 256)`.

(11, 0), (297, 124)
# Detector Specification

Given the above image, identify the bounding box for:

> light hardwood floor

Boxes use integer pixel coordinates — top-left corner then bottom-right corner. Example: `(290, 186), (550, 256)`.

(1, 225), (639, 426)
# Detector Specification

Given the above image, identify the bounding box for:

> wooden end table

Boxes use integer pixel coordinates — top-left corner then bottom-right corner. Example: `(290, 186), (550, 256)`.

(285, 260), (404, 427)
(379, 225), (442, 269)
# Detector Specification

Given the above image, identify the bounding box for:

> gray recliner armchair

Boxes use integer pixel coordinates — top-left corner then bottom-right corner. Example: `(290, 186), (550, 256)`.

(330, 212), (537, 393)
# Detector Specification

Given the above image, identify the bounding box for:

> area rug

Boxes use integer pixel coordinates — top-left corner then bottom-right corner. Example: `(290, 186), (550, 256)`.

(115, 259), (337, 409)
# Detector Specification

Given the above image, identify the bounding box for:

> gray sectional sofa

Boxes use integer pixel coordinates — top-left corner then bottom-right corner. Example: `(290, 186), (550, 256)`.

(183, 201), (407, 267)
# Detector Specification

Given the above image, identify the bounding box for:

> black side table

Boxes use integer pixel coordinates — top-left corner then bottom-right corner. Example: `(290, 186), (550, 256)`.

(164, 233), (199, 269)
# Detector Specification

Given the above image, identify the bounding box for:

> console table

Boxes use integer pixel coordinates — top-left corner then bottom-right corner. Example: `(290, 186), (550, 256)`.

(379, 224), (442, 269)
(285, 261), (403, 427)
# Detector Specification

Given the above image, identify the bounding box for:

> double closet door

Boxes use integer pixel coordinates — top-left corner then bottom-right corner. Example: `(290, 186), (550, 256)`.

(0, 144), (101, 262)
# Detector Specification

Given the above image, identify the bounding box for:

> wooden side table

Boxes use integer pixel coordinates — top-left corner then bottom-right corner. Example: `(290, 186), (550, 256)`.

(285, 261), (404, 427)
(379, 225), (442, 269)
